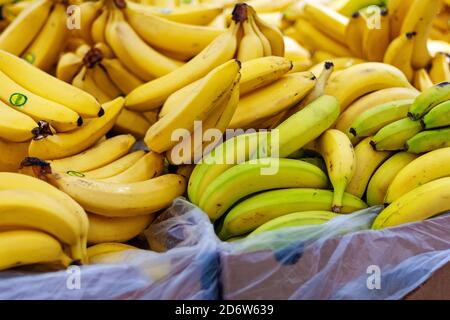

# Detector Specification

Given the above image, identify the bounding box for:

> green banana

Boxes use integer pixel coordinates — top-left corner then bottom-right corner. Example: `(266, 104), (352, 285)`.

(405, 128), (450, 153)
(421, 100), (450, 129)
(408, 81), (450, 120)
(370, 118), (423, 151)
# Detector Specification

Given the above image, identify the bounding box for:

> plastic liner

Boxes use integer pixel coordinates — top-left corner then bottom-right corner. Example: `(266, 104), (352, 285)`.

(0, 198), (449, 300)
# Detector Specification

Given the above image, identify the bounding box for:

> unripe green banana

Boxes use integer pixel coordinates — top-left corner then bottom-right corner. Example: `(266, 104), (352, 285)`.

(408, 81), (450, 120)
(421, 100), (450, 129)
(370, 118), (423, 151)
(405, 128), (450, 153)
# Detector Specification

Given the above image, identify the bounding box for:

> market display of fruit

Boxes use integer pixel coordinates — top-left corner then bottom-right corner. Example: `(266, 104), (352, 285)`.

(0, 0), (449, 278)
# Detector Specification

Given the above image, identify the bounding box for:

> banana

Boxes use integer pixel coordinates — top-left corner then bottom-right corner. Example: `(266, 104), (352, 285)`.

(249, 10), (271, 56)
(113, 109), (151, 139)
(0, 99), (36, 142)
(0, 189), (85, 261)
(125, 19), (239, 111)
(249, 211), (338, 237)
(246, 0), (294, 13)
(21, 3), (67, 72)
(366, 152), (418, 206)
(319, 129), (356, 213)
(422, 100), (450, 129)
(92, 64), (122, 98)
(239, 56), (293, 95)
(0, 139), (28, 172)
(157, 78), (203, 118)
(370, 118), (423, 151)
(72, 0), (102, 44)
(335, 87), (419, 134)
(145, 59), (240, 153)
(303, 2), (348, 46)
(251, 7), (284, 56)
(275, 95), (341, 158)
(334, 0), (385, 17)
(218, 188), (368, 239)
(408, 82), (450, 120)
(373, 177), (450, 229)
(284, 35), (311, 60)
(49, 173), (186, 217)
(324, 62), (414, 112)
(0, 0), (52, 55)
(100, 151), (164, 184)
(388, 0), (414, 39)
(383, 32), (416, 82)
(294, 18), (352, 57)
(48, 135), (136, 174)
(142, 3), (222, 25)
(56, 52), (83, 83)
(91, 8), (108, 44)
(87, 212), (154, 244)
(199, 158), (329, 221)
(100, 58), (144, 95)
(237, 12), (264, 62)
(229, 72), (316, 129)
(87, 242), (138, 261)
(0, 0), (32, 23)
(405, 128), (450, 153)
(125, 1), (223, 57)
(28, 97), (124, 160)
(83, 150), (145, 180)
(345, 137), (392, 198)
(345, 12), (364, 58)
(72, 67), (111, 104)
(361, 8), (389, 62)
(188, 132), (266, 205)
(401, 0), (440, 69)
(349, 99), (414, 138)
(105, 7), (182, 81)
(0, 69), (81, 132)
(413, 68), (434, 91)
(429, 52), (450, 84)
(0, 50), (102, 118)
(0, 230), (72, 271)
(385, 147), (450, 205)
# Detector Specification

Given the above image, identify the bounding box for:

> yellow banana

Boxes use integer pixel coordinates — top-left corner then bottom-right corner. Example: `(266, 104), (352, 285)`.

(388, 0), (414, 39)
(92, 64), (122, 98)
(308, 57), (364, 77)
(0, 99), (36, 142)
(0, 138), (28, 172)
(383, 32), (416, 82)
(361, 8), (389, 62)
(113, 109), (151, 139)
(72, 0), (102, 44)
(91, 7), (108, 44)
(142, 3), (222, 25)
(72, 67), (111, 104)
(87, 242), (138, 262)
(413, 69), (434, 91)
(251, 7), (284, 56)
(429, 52), (450, 84)
(100, 58), (144, 95)
(249, 10), (271, 56)
(83, 150), (145, 180)
(246, 0), (294, 13)
(237, 13), (264, 62)
(345, 12), (365, 58)
(56, 52), (83, 83)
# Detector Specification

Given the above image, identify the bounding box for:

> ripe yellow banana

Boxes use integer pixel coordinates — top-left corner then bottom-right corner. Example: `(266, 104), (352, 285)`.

(249, 10), (271, 56)
(125, 19), (238, 111)
(334, 87), (419, 133)
(384, 32), (416, 82)
(218, 188), (368, 239)
(28, 97), (124, 160)
(100, 58), (144, 95)
(405, 128), (450, 153)
(105, 7), (182, 81)
(237, 13), (264, 62)
(319, 129), (356, 213)
(0, 50), (102, 118)
(100, 151), (164, 184)
(113, 109), (151, 139)
(48, 134), (136, 174)
(72, 67), (111, 104)
(251, 7), (284, 56)
(413, 68), (434, 91)
(141, 3), (222, 25)
(345, 137), (392, 198)
(145, 59), (240, 153)
(199, 158), (329, 221)
(56, 52), (83, 83)
(92, 64), (122, 98)
(429, 52), (450, 84)
(388, 0), (414, 40)
(366, 152), (418, 206)
(308, 57), (364, 78)
(0, 138), (28, 172)
(87, 212), (154, 244)
(0, 0), (52, 55)
(373, 177), (450, 229)
(229, 72), (316, 129)
(361, 7), (389, 62)
(0, 99), (36, 142)
(385, 147), (450, 205)
(370, 118), (423, 151)
(87, 242), (138, 262)
(0, 230), (72, 271)
(345, 12), (365, 58)
(83, 150), (145, 180)
(246, 0), (294, 13)
(72, 0), (102, 44)
(333, 0), (385, 17)
(422, 100), (450, 129)
(91, 8), (108, 44)
(324, 62), (414, 112)
(49, 173), (186, 217)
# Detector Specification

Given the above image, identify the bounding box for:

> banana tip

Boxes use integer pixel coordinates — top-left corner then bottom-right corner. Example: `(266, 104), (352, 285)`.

(369, 140), (377, 151)
(332, 205), (342, 213)
(77, 116), (83, 127)
(98, 107), (105, 117)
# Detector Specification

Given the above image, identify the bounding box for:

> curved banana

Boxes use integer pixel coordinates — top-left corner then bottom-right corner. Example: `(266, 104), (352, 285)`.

(91, 7), (108, 44)
(83, 150), (145, 180)
(199, 158), (329, 221)
(422, 100), (450, 129)
(405, 128), (450, 153)
(361, 8), (389, 62)
(335, 87), (419, 134)
(413, 69), (434, 91)
(383, 32), (416, 82)
(324, 62), (414, 111)
(141, 3), (221, 25)
(408, 82), (450, 120)
(0, 189), (84, 261)
(113, 108), (151, 139)
(0, 0), (52, 55)
(388, 0), (414, 39)
(249, 10), (271, 56)
(370, 118), (422, 151)
(87, 242), (138, 262)
(373, 177), (450, 229)
(56, 52), (83, 83)
(251, 7), (284, 56)
(100, 58), (143, 94)
(309, 57), (364, 77)
(72, 0), (102, 44)
(105, 7), (182, 81)
(72, 67), (111, 104)
(349, 99), (414, 138)
(87, 212), (154, 244)
(0, 100), (36, 142)
(385, 147), (450, 205)
(49, 173), (186, 217)
(92, 64), (121, 98)
(100, 151), (164, 184)
(0, 139), (28, 172)
(345, 12), (364, 58)
(28, 97), (124, 160)
(249, 211), (338, 237)
(0, 230), (72, 271)
(345, 137), (392, 198)
(218, 188), (368, 239)
(429, 52), (450, 84)
(319, 129), (356, 213)
(145, 59), (240, 153)
(0, 50), (102, 118)
(366, 152), (418, 206)
(237, 13), (264, 62)
(48, 134), (136, 174)
(246, 0), (294, 13)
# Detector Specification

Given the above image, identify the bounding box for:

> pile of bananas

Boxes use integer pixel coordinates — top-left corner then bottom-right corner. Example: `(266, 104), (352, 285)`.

(0, 0), (449, 272)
